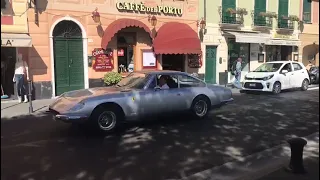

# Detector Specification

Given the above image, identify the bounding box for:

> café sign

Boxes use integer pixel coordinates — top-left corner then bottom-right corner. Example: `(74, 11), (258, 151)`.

(116, 2), (183, 16)
(1, 39), (13, 47)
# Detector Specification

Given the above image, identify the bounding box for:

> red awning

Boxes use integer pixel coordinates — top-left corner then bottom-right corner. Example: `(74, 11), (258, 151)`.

(101, 19), (152, 48)
(153, 22), (201, 54)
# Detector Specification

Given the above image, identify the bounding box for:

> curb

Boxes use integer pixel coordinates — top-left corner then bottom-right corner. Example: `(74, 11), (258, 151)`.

(169, 132), (319, 180)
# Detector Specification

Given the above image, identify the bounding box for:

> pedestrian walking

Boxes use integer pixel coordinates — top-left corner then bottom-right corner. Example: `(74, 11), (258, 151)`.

(233, 57), (242, 89)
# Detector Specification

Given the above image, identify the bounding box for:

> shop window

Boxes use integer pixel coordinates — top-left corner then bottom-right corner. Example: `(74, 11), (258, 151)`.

(227, 39), (250, 72)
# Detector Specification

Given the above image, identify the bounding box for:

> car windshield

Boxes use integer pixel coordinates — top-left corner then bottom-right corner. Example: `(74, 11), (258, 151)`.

(116, 72), (149, 89)
(253, 63), (283, 72)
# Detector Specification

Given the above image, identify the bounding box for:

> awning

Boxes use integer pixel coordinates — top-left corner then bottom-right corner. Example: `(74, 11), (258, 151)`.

(225, 31), (270, 44)
(1, 33), (32, 47)
(101, 18), (152, 48)
(153, 22), (201, 54)
(266, 39), (301, 46)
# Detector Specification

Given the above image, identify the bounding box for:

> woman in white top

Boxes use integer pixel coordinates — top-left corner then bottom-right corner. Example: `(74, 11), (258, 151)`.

(13, 54), (29, 103)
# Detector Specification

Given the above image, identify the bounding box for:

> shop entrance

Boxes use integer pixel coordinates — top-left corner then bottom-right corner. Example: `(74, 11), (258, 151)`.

(162, 54), (185, 71)
(281, 46), (292, 60)
(117, 32), (135, 73)
(1, 47), (16, 97)
(52, 20), (84, 96)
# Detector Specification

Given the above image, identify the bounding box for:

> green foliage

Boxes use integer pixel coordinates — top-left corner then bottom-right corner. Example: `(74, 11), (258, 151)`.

(103, 72), (122, 86)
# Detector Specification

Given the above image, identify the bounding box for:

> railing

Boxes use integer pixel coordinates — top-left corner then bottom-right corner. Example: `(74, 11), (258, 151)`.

(218, 6), (243, 25)
(303, 12), (311, 23)
(277, 19), (294, 30)
(251, 11), (273, 28)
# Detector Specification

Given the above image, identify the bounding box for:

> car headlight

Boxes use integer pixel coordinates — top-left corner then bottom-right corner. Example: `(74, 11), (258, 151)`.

(244, 75), (249, 80)
(69, 102), (85, 112)
(263, 74), (274, 81)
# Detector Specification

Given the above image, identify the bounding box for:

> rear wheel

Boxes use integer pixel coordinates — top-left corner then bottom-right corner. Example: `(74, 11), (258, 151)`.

(301, 79), (309, 91)
(272, 82), (281, 94)
(191, 96), (210, 119)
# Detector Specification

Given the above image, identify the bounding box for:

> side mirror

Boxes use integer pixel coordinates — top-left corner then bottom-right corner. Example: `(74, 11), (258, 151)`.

(281, 69), (289, 74)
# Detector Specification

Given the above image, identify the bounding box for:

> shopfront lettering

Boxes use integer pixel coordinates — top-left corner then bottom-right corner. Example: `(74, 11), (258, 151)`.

(273, 33), (292, 39)
(116, 2), (183, 16)
(1, 39), (13, 46)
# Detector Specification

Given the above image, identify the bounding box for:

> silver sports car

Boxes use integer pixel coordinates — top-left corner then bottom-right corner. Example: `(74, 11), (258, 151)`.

(48, 70), (234, 133)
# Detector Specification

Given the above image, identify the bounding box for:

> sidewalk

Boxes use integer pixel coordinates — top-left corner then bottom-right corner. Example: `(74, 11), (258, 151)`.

(1, 99), (54, 119)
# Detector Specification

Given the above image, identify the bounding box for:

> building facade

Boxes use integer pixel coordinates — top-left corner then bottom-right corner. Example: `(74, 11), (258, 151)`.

(199, 0), (301, 85)
(27, 0), (201, 99)
(1, 0), (32, 98)
(299, 0), (319, 67)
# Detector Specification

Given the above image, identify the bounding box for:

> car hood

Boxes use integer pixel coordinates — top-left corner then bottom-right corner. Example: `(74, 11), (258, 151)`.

(246, 72), (275, 78)
(49, 87), (132, 113)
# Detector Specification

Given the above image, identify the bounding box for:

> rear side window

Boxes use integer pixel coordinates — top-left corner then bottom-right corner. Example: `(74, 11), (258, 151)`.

(292, 63), (303, 71)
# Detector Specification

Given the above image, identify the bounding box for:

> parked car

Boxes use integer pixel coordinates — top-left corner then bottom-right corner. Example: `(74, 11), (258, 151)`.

(47, 70), (234, 133)
(242, 61), (310, 94)
(309, 66), (319, 84)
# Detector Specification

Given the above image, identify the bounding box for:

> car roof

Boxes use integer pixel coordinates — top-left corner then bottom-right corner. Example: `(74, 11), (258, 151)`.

(135, 70), (189, 75)
(266, 61), (301, 64)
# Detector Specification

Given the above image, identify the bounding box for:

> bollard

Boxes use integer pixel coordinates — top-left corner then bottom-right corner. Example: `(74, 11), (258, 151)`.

(286, 137), (308, 174)
(28, 80), (33, 114)
(225, 70), (228, 87)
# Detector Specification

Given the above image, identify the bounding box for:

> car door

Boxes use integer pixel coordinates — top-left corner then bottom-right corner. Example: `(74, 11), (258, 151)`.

(279, 63), (294, 89)
(292, 62), (306, 87)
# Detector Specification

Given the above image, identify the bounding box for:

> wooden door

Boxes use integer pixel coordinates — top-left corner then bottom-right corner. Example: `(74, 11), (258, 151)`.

(205, 46), (217, 84)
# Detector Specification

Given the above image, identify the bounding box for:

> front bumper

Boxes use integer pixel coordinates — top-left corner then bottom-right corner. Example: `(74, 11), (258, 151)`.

(45, 109), (88, 123)
(242, 80), (274, 92)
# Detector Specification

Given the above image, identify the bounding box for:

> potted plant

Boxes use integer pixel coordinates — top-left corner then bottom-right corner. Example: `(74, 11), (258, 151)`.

(103, 72), (122, 86)
(281, 15), (289, 20)
(226, 8), (236, 14)
(259, 12), (267, 17)
(289, 15), (300, 21)
(263, 12), (277, 18)
(236, 8), (248, 15)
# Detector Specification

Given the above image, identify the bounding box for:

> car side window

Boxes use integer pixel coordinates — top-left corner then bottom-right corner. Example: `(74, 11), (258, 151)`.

(292, 63), (303, 71)
(281, 63), (293, 72)
(156, 74), (178, 89)
(178, 75), (206, 88)
(147, 76), (157, 89)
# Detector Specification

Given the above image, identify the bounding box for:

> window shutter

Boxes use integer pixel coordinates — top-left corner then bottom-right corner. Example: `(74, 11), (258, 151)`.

(222, 0), (236, 11)
(278, 0), (289, 16)
(254, 0), (266, 13)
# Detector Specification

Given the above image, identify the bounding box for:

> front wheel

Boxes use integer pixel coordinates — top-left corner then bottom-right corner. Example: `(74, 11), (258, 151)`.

(191, 96), (210, 119)
(90, 106), (122, 133)
(301, 79), (309, 91)
(272, 82), (281, 94)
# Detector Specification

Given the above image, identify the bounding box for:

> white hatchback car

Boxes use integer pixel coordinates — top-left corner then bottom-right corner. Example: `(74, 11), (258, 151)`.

(242, 61), (310, 94)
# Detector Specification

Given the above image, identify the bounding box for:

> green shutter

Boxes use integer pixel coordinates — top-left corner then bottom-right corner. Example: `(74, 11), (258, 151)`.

(303, 0), (312, 22)
(222, 0), (236, 11)
(278, 0), (288, 16)
(254, 0), (266, 13)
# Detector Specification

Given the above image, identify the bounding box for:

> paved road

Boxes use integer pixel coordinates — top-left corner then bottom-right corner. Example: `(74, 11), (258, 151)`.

(1, 90), (319, 180)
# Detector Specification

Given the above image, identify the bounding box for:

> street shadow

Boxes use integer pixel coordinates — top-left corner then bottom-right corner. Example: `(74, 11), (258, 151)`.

(1, 93), (319, 180)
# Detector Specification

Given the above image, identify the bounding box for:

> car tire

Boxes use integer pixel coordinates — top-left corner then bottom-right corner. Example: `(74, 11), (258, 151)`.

(191, 96), (210, 119)
(90, 105), (123, 133)
(301, 79), (309, 91)
(272, 82), (281, 94)
(310, 75), (316, 84)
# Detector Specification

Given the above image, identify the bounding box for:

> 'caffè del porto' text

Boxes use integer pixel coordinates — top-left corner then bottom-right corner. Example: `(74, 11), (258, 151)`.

(116, 2), (183, 16)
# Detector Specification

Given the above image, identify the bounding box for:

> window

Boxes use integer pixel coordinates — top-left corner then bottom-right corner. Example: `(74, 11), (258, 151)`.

(281, 63), (293, 72)
(178, 75), (206, 88)
(292, 63), (303, 71)
(156, 74), (179, 89)
(303, 0), (312, 23)
(147, 76), (157, 89)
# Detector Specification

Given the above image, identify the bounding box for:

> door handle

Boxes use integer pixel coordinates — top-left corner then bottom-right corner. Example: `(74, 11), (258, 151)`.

(70, 59), (73, 64)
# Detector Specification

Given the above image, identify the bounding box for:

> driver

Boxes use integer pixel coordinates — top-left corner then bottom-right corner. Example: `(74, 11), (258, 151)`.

(158, 75), (169, 89)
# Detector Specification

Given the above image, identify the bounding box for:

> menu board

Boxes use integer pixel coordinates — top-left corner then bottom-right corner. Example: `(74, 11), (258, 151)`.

(188, 54), (202, 68)
(142, 51), (156, 68)
(92, 48), (114, 72)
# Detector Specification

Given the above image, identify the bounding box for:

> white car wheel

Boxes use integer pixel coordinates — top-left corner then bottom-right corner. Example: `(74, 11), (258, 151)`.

(301, 79), (309, 91)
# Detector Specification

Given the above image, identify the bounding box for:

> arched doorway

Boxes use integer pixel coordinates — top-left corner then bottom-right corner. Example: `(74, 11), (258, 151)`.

(52, 20), (85, 95)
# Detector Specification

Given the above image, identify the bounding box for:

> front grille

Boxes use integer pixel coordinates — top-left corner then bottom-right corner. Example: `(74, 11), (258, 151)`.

(245, 77), (264, 81)
(244, 82), (263, 89)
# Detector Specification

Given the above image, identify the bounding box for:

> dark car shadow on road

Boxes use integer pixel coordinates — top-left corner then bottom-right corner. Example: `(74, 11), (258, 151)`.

(1, 93), (319, 180)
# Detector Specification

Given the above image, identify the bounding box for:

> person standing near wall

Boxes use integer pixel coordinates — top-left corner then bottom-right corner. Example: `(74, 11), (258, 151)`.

(233, 57), (242, 89)
(13, 54), (29, 103)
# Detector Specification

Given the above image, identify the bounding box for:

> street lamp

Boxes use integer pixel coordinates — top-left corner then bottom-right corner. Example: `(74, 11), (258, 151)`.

(149, 15), (157, 27)
(92, 8), (101, 24)
(199, 18), (206, 30)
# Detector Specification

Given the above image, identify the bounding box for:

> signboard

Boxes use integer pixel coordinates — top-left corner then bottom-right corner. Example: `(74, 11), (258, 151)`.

(92, 48), (114, 72)
(116, 2), (183, 16)
(266, 40), (301, 46)
(117, 48), (125, 56)
(142, 50), (156, 68)
(188, 54), (202, 68)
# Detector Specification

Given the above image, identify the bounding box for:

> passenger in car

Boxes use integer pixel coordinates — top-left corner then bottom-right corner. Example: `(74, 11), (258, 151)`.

(158, 75), (170, 89)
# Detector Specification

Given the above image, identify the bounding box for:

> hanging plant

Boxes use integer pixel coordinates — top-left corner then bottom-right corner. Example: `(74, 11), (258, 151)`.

(236, 8), (248, 15)
(226, 8), (236, 14)
(289, 15), (300, 22)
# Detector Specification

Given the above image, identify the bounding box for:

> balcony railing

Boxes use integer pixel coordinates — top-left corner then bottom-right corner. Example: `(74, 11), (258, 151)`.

(251, 12), (273, 28)
(303, 12), (311, 23)
(218, 6), (243, 25)
(277, 19), (294, 30)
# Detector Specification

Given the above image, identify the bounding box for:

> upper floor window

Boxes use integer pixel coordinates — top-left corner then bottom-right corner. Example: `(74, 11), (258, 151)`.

(303, 0), (312, 23)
